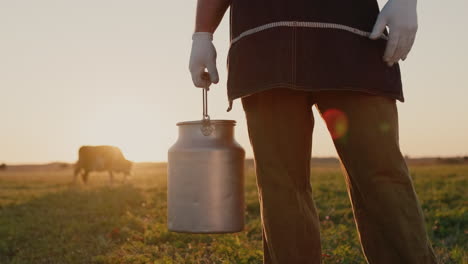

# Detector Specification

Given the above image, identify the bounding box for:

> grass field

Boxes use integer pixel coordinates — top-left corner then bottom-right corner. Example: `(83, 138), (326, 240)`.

(0, 162), (466, 264)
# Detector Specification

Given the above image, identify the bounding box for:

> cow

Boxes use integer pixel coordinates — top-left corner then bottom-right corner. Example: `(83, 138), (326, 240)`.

(74, 145), (132, 184)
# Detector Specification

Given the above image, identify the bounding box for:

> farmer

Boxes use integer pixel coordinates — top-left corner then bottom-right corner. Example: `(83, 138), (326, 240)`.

(189, 0), (439, 263)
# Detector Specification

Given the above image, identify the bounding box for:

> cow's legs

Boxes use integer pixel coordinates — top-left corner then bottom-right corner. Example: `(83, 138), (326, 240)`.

(108, 171), (114, 184)
(124, 172), (132, 182)
(73, 167), (82, 183)
(82, 170), (90, 184)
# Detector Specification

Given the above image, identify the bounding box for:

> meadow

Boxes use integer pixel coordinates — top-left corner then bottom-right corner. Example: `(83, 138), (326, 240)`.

(0, 161), (466, 264)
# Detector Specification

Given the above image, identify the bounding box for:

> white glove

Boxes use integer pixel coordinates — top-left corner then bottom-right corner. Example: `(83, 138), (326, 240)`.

(189, 32), (219, 89)
(369, 0), (418, 66)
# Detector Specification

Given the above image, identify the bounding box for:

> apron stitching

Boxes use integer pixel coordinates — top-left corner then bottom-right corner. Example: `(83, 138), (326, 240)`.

(230, 21), (388, 46)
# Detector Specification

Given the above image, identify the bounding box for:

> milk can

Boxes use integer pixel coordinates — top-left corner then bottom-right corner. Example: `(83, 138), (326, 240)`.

(167, 85), (245, 233)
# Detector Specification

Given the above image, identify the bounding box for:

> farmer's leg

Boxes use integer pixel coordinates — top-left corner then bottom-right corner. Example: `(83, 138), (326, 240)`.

(241, 87), (321, 264)
(315, 91), (438, 264)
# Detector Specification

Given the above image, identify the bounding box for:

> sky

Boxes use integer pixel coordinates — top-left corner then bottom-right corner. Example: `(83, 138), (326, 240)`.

(0, 0), (467, 164)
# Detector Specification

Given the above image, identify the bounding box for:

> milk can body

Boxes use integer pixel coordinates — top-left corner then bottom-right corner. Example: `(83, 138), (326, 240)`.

(167, 119), (245, 233)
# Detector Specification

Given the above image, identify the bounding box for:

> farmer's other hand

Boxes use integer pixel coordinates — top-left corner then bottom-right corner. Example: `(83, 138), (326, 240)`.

(369, 0), (418, 66)
(189, 32), (219, 88)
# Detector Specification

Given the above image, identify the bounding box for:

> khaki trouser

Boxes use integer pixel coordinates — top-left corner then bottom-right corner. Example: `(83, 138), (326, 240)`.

(240, 88), (438, 264)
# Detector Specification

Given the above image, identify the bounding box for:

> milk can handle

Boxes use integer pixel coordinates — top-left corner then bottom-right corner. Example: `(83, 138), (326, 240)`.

(202, 88), (210, 121)
(202, 73), (210, 121)
(199, 73), (214, 136)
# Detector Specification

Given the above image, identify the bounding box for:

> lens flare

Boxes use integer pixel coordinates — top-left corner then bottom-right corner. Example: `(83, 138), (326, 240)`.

(322, 109), (348, 140)
(379, 122), (390, 133)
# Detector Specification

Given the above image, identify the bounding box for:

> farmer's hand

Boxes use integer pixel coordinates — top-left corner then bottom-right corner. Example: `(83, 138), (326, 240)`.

(369, 0), (418, 66)
(189, 32), (219, 89)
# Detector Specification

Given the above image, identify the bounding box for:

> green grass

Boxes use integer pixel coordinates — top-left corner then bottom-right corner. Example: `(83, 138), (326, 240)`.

(0, 163), (466, 264)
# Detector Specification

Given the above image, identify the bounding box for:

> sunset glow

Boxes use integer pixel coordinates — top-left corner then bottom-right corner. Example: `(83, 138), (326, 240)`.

(0, 0), (467, 164)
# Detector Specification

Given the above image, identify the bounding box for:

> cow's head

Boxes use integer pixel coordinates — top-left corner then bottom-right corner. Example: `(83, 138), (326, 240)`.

(122, 159), (133, 175)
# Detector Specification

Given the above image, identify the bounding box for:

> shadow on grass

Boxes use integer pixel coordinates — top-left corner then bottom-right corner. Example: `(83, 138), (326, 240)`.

(0, 185), (145, 264)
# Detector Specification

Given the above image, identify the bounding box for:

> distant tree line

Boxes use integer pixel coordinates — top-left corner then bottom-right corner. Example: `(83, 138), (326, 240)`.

(437, 157), (468, 164)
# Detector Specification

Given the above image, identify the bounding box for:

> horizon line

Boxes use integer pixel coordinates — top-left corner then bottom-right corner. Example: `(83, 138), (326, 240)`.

(2, 155), (468, 166)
